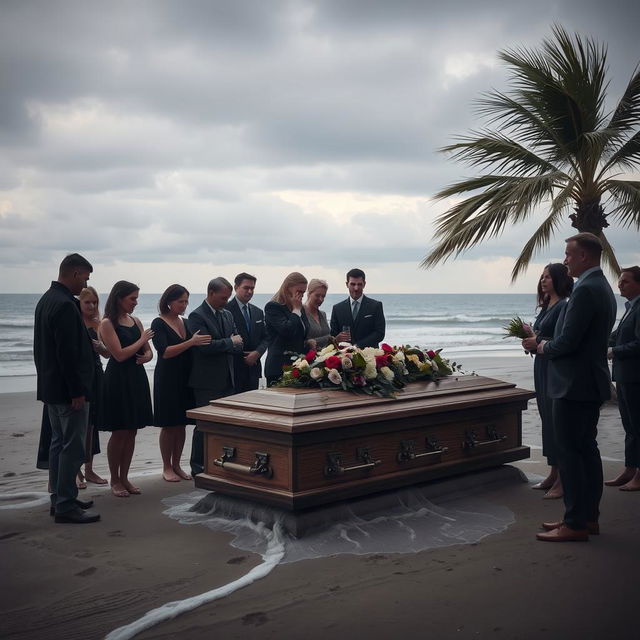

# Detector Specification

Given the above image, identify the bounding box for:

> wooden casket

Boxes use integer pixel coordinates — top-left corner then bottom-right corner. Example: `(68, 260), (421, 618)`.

(187, 376), (535, 511)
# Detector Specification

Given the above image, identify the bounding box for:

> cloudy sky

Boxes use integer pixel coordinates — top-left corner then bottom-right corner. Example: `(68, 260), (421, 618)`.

(1, 0), (639, 294)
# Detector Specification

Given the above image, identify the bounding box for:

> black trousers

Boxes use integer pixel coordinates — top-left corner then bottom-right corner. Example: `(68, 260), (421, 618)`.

(190, 387), (232, 476)
(552, 398), (603, 529)
(617, 382), (640, 467)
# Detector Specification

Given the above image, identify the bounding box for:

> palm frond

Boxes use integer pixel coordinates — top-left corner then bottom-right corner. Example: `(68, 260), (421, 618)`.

(604, 65), (640, 138)
(599, 130), (640, 175)
(510, 192), (570, 281)
(439, 133), (559, 176)
(598, 232), (622, 277)
(604, 179), (640, 229)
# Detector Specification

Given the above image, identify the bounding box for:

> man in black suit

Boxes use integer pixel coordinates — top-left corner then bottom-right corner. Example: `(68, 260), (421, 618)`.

(330, 268), (385, 348)
(188, 277), (243, 475)
(605, 266), (640, 491)
(523, 233), (616, 541)
(226, 272), (268, 393)
(33, 253), (99, 524)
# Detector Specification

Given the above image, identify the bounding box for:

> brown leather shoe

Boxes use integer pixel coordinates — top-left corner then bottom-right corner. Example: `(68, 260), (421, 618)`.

(541, 521), (599, 535)
(536, 524), (589, 542)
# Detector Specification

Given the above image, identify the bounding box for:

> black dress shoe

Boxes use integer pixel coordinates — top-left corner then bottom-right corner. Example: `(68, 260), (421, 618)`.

(54, 507), (100, 524)
(50, 498), (94, 516)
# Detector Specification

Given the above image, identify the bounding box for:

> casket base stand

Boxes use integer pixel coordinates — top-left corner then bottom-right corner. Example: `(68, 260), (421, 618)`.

(191, 464), (527, 537)
(187, 375), (534, 535)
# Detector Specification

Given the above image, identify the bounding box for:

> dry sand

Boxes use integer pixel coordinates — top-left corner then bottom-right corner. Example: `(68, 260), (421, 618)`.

(1, 355), (638, 639)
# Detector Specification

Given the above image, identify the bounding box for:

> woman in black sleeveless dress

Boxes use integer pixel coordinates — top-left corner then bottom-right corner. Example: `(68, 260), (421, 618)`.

(526, 263), (573, 499)
(151, 284), (211, 482)
(100, 281), (154, 497)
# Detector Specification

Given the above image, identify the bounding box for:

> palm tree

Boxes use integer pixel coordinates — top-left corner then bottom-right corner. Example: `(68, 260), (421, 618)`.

(422, 26), (640, 281)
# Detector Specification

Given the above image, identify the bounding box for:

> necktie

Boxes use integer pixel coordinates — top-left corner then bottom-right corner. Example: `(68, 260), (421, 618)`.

(215, 310), (224, 335)
(352, 300), (360, 320)
(242, 304), (251, 332)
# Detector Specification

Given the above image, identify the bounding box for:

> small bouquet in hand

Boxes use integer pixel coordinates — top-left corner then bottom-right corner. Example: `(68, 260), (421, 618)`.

(502, 316), (531, 339)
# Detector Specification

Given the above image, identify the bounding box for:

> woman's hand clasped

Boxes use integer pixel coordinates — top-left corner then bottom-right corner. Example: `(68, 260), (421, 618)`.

(190, 330), (212, 346)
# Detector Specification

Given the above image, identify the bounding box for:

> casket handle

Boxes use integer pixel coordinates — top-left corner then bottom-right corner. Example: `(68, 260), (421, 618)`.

(463, 426), (507, 450)
(397, 437), (449, 463)
(213, 446), (274, 479)
(324, 447), (381, 477)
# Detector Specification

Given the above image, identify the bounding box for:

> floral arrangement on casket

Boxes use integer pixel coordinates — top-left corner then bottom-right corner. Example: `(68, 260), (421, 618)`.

(275, 343), (463, 398)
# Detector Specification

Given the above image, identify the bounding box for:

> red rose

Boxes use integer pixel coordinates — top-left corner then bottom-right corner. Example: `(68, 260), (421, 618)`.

(292, 368), (301, 378)
(325, 355), (342, 370)
(426, 350), (436, 359)
(305, 350), (317, 363)
(375, 354), (390, 368)
(381, 343), (394, 354)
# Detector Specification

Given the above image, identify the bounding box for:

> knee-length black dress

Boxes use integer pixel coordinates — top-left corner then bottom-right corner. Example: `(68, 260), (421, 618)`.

(100, 322), (153, 431)
(151, 317), (195, 427)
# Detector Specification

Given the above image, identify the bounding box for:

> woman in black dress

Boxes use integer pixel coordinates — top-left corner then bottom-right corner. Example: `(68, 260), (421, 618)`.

(265, 272), (309, 385)
(78, 286), (109, 486)
(524, 263), (573, 499)
(100, 281), (154, 498)
(152, 284), (211, 482)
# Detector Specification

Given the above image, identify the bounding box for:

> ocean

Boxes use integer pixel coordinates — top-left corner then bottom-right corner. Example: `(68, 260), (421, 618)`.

(0, 292), (626, 383)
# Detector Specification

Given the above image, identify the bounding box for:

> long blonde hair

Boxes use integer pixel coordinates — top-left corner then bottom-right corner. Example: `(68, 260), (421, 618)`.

(272, 272), (307, 308)
(79, 286), (101, 329)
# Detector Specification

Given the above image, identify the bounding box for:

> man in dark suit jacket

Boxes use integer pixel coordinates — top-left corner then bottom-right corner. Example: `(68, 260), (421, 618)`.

(188, 277), (243, 475)
(226, 272), (268, 392)
(523, 233), (616, 541)
(605, 266), (640, 491)
(33, 253), (99, 524)
(330, 268), (385, 348)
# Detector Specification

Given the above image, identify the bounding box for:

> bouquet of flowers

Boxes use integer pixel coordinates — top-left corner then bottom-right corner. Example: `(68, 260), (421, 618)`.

(274, 343), (462, 398)
(502, 316), (531, 339)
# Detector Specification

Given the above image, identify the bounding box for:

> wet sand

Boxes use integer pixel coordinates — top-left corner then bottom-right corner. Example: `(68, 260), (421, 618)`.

(1, 355), (637, 639)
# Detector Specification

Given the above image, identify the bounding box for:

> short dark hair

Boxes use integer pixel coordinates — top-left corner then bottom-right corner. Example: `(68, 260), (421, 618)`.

(207, 277), (233, 293)
(234, 272), (256, 287)
(58, 253), (93, 277)
(621, 266), (640, 283)
(158, 284), (189, 314)
(565, 232), (602, 259)
(537, 263), (574, 309)
(104, 281), (139, 325)
(346, 268), (366, 281)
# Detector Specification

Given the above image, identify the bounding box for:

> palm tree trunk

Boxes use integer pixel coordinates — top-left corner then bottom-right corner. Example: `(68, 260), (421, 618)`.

(570, 199), (609, 235)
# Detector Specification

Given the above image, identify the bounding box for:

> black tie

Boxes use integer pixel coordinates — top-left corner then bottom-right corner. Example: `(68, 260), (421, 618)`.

(215, 310), (224, 335)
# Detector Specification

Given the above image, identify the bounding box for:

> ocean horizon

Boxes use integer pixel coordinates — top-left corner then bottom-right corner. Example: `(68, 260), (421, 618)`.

(1, 292), (626, 391)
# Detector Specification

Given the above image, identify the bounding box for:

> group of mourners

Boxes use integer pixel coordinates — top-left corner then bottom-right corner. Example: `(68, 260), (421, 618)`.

(33, 256), (385, 523)
(34, 233), (639, 537)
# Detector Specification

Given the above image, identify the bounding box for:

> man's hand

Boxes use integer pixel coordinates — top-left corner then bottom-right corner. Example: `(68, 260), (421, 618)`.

(71, 395), (86, 411)
(537, 339), (547, 354)
(231, 334), (243, 347)
(243, 350), (260, 366)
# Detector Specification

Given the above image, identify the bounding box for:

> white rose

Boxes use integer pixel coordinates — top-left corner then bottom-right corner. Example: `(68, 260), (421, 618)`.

(327, 369), (342, 385)
(394, 350), (405, 362)
(380, 366), (394, 381)
(309, 367), (324, 380)
(319, 344), (336, 356)
(341, 356), (353, 370)
(364, 362), (378, 379)
(294, 359), (310, 370)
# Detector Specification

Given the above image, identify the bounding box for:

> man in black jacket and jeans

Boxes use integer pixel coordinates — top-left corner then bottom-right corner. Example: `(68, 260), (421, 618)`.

(34, 253), (100, 523)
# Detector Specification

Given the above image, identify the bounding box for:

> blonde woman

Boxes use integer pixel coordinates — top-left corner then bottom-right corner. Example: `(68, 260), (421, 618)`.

(264, 272), (309, 385)
(78, 286), (110, 486)
(303, 278), (331, 350)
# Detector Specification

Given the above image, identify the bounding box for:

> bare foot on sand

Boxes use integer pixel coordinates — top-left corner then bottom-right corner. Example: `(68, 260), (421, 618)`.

(111, 484), (130, 498)
(163, 470), (181, 482)
(85, 471), (108, 485)
(174, 467), (192, 481)
(605, 469), (636, 486)
(123, 481), (141, 495)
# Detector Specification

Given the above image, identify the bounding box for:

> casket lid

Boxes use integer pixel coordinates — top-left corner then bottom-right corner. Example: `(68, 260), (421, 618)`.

(187, 375), (534, 434)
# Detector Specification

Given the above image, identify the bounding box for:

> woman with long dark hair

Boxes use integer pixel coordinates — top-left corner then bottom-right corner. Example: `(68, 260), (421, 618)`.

(151, 284), (211, 482)
(524, 263), (574, 499)
(100, 281), (154, 497)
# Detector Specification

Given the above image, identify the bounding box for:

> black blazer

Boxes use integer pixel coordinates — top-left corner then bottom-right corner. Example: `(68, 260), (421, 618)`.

(34, 281), (94, 404)
(330, 295), (385, 348)
(264, 301), (309, 379)
(187, 301), (241, 396)
(609, 298), (640, 384)
(226, 297), (268, 391)
(544, 269), (617, 403)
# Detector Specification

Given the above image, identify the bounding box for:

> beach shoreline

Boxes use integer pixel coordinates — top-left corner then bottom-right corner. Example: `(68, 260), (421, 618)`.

(1, 354), (635, 640)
